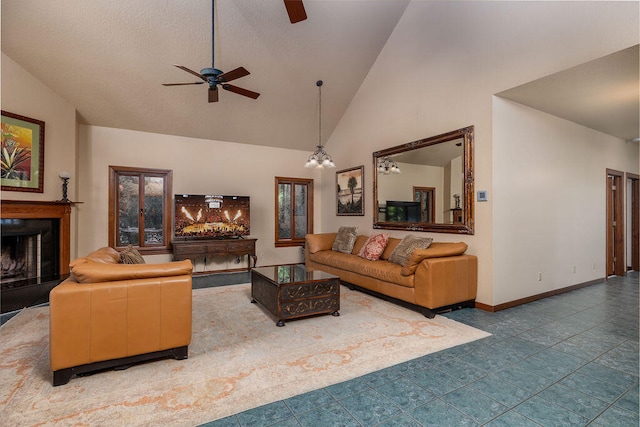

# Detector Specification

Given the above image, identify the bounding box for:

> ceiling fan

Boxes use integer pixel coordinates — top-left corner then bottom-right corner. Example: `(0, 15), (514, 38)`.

(284, 0), (307, 23)
(162, 0), (260, 103)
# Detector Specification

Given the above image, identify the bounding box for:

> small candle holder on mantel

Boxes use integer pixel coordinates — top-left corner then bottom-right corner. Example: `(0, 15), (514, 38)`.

(56, 171), (83, 204)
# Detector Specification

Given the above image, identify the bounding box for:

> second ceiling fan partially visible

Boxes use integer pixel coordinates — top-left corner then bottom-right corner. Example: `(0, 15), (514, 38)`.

(284, 0), (307, 23)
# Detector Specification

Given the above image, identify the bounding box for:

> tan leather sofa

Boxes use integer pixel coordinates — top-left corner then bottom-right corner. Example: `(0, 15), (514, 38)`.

(49, 247), (193, 386)
(305, 233), (477, 317)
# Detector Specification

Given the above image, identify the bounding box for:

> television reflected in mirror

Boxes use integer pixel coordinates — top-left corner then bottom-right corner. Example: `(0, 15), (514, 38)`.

(373, 126), (474, 234)
(385, 201), (421, 222)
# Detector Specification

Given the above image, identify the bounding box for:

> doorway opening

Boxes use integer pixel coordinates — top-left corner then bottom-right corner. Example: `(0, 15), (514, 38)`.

(413, 187), (436, 223)
(627, 173), (639, 272)
(606, 169), (625, 277)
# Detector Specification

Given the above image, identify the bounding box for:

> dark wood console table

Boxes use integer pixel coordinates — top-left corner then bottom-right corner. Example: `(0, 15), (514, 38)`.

(172, 238), (257, 272)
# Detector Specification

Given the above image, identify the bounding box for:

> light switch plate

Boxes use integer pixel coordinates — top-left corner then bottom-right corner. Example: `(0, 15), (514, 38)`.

(477, 190), (488, 202)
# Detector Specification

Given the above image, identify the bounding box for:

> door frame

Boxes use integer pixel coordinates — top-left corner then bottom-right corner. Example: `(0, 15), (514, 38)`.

(606, 169), (625, 277)
(627, 173), (639, 271)
(413, 186), (436, 223)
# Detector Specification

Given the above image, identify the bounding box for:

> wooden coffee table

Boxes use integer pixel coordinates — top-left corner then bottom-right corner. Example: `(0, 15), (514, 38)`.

(251, 264), (340, 326)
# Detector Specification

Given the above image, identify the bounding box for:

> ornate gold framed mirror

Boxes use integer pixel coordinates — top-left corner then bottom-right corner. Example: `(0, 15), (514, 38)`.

(373, 126), (474, 234)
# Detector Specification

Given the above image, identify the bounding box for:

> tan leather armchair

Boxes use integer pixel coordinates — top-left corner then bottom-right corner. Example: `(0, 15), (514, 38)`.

(49, 247), (193, 386)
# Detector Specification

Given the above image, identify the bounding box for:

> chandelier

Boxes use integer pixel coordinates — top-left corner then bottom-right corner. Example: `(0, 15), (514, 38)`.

(377, 157), (401, 174)
(305, 80), (335, 169)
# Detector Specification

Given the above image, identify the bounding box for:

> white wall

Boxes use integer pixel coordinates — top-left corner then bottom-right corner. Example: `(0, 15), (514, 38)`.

(77, 125), (322, 271)
(1, 53), (78, 202)
(493, 98), (638, 304)
(1, 52), (79, 256)
(321, 1), (638, 305)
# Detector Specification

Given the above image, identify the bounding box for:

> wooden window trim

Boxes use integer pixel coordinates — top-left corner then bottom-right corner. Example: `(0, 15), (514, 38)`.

(108, 166), (173, 255)
(275, 176), (314, 248)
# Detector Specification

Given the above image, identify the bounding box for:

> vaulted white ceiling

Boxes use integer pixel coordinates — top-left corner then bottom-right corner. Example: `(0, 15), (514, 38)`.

(2, 0), (637, 149)
(1, 0), (410, 150)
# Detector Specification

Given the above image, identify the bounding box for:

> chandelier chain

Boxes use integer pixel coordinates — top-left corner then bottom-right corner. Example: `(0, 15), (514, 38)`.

(317, 80), (323, 148)
(304, 80), (335, 169)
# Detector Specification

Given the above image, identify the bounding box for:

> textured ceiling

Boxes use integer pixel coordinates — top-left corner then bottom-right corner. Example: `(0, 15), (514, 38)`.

(2, 0), (637, 150)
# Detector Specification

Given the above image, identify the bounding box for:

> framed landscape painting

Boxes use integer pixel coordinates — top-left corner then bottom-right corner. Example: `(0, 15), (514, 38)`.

(336, 165), (364, 216)
(1, 111), (45, 193)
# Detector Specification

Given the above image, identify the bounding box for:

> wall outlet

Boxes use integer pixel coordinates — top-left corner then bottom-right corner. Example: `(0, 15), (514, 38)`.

(572, 265), (576, 273)
(537, 272), (542, 281)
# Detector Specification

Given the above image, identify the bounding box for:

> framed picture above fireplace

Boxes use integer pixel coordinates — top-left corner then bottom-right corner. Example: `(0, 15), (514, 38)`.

(1, 110), (45, 193)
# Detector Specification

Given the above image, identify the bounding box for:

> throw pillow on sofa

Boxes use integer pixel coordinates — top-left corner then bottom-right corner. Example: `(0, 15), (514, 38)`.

(332, 226), (358, 254)
(389, 235), (433, 266)
(357, 233), (390, 261)
(120, 245), (146, 264)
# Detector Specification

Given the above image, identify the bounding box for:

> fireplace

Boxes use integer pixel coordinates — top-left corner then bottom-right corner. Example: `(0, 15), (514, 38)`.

(1, 219), (59, 284)
(1, 201), (71, 313)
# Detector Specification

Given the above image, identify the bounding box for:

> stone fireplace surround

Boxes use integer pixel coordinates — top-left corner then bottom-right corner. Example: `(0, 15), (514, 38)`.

(1, 200), (71, 314)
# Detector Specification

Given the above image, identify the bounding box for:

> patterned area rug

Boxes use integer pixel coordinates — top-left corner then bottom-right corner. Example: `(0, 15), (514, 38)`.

(0, 284), (489, 426)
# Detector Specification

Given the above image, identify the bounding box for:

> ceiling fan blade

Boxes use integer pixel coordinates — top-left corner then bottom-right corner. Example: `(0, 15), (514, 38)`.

(208, 87), (219, 103)
(284, 0), (307, 23)
(162, 82), (206, 86)
(222, 84), (260, 99)
(173, 64), (207, 80)
(219, 67), (250, 83)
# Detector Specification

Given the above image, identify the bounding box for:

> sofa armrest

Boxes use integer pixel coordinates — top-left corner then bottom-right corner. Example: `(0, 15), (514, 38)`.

(400, 242), (468, 276)
(413, 254), (477, 309)
(306, 233), (337, 253)
(305, 233), (337, 266)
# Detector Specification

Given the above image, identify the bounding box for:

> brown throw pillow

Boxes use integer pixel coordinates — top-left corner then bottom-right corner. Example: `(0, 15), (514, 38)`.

(119, 245), (146, 264)
(332, 226), (358, 254)
(388, 235), (433, 266)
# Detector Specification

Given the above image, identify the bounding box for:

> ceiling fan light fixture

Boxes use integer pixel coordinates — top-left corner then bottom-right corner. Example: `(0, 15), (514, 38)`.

(304, 80), (335, 169)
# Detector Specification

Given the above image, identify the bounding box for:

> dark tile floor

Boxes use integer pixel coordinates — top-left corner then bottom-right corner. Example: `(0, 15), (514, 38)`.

(200, 272), (639, 427)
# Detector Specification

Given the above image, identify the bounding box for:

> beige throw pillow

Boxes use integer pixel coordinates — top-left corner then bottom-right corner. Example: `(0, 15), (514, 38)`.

(388, 235), (433, 266)
(119, 245), (146, 264)
(332, 226), (358, 254)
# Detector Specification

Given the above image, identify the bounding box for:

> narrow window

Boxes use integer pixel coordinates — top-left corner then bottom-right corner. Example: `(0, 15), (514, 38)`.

(275, 177), (313, 247)
(109, 166), (172, 254)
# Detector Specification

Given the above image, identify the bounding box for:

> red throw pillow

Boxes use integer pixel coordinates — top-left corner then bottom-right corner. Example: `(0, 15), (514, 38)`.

(357, 233), (390, 261)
